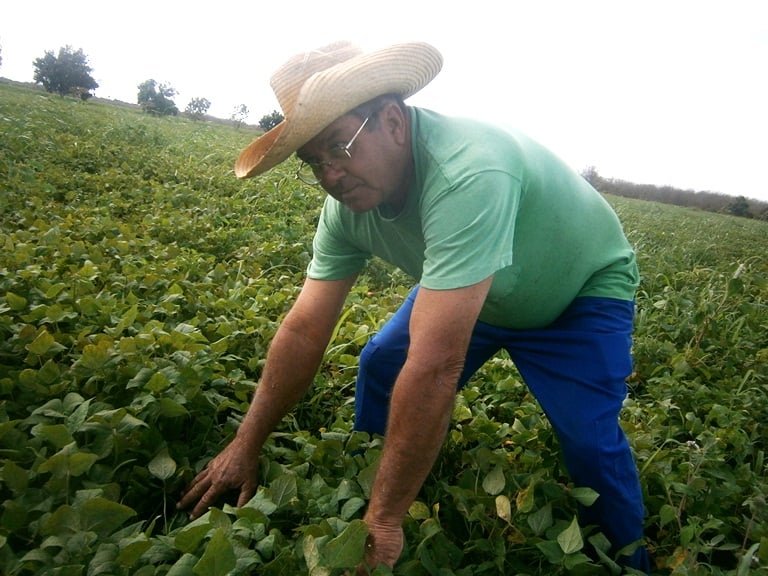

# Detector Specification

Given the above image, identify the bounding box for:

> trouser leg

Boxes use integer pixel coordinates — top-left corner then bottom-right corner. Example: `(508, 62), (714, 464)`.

(354, 286), (499, 435)
(503, 297), (650, 572)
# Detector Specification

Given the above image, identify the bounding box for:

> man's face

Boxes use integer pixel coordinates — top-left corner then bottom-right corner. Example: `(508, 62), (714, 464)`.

(297, 104), (412, 214)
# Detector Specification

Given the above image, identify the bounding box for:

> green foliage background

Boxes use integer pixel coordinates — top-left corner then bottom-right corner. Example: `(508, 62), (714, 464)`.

(1, 83), (767, 575)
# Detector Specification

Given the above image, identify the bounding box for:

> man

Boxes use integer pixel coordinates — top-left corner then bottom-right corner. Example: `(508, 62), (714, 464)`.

(178, 41), (651, 573)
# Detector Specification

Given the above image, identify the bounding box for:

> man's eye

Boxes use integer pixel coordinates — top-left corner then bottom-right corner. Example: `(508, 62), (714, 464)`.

(327, 144), (347, 158)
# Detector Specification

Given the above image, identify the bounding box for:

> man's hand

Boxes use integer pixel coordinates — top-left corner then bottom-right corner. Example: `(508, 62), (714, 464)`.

(355, 517), (404, 575)
(177, 435), (259, 520)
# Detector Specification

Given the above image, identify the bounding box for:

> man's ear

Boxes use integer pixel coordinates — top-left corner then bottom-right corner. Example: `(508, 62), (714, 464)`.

(381, 102), (409, 146)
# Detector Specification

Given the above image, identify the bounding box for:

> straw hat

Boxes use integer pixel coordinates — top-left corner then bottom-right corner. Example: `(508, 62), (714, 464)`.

(234, 41), (443, 179)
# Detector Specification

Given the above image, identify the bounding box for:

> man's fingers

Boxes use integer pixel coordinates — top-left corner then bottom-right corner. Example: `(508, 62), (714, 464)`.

(177, 469), (210, 510)
(236, 482), (257, 508)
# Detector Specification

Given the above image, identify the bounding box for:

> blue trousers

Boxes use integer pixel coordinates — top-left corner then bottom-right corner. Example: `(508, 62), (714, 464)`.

(354, 288), (651, 572)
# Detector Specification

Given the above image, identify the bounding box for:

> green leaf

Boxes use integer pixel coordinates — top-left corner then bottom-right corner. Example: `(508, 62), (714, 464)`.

(79, 339), (114, 370)
(148, 448), (177, 481)
(736, 542), (761, 576)
(194, 528), (236, 576)
(27, 330), (57, 356)
(41, 504), (79, 537)
(340, 496), (365, 521)
(2, 460), (29, 494)
(269, 474), (297, 508)
(174, 521), (213, 554)
(659, 503), (678, 527)
(482, 464), (505, 496)
(32, 423), (74, 449)
(167, 553), (200, 576)
(80, 497), (137, 538)
(158, 397), (189, 418)
(146, 371), (170, 393)
(527, 502), (553, 535)
(6, 291), (28, 311)
(38, 359), (62, 384)
(321, 519), (368, 569)
(66, 398), (92, 435)
(570, 487), (599, 507)
(117, 536), (152, 568)
(536, 540), (564, 564)
(113, 304), (138, 335)
(38, 443), (98, 478)
(69, 451), (100, 476)
(243, 489), (278, 516)
(557, 516), (584, 554)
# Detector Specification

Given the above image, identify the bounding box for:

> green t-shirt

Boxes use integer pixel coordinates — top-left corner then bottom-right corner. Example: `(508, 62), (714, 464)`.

(307, 108), (639, 329)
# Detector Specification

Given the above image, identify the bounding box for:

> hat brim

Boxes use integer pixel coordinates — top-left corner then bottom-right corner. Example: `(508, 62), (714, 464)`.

(234, 42), (443, 179)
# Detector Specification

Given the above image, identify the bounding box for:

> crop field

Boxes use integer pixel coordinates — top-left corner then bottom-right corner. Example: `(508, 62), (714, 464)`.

(1, 82), (767, 575)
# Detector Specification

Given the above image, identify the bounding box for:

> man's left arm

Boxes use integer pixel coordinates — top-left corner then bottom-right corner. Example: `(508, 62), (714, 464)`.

(359, 276), (493, 572)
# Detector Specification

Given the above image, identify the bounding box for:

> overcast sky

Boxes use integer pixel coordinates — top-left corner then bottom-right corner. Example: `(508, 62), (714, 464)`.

(3, 0), (767, 202)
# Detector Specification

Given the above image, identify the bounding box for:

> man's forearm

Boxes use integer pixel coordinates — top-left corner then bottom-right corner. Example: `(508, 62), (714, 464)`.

(236, 319), (328, 451)
(364, 360), (460, 524)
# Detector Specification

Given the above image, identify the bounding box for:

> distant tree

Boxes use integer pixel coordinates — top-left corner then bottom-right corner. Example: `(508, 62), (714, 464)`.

(185, 97), (210, 120)
(33, 46), (99, 100)
(137, 79), (178, 116)
(727, 196), (751, 218)
(230, 104), (248, 129)
(258, 110), (284, 132)
(581, 165), (605, 190)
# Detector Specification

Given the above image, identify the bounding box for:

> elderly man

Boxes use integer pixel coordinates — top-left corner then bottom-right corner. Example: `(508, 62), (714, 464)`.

(178, 41), (651, 573)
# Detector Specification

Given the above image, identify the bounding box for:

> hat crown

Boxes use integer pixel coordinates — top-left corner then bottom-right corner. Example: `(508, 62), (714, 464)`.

(270, 41), (363, 116)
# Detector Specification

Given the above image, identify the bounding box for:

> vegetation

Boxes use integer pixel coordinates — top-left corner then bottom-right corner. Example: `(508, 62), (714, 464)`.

(231, 104), (249, 129)
(32, 45), (99, 100)
(137, 79), (179, 117)
(0, 82), (766, 575)
(582, 167), (768, 221)
(185, 97), (211, 121)
(258, 110), (285, 132)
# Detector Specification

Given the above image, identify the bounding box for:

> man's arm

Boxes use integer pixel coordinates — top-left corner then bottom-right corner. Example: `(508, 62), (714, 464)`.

(178, 275), (356, 519)
(360, 276), (493, 571)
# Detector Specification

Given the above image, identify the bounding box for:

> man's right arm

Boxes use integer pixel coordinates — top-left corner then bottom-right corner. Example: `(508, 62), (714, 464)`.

(178, 275), (356, 519)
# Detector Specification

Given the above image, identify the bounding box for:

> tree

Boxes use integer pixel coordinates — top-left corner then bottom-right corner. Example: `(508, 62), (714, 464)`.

(580, 165), (605, 190)
(185, 97), (211, 120)
(33, 46), (99, 100)
(137, 79), (178, 116)
(230, 104), (248, 129)
(727, 196), (751, 218)
(258, 110), (284, 132)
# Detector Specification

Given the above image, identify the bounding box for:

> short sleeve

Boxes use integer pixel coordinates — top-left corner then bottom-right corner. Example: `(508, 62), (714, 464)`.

(420, 170), (521, 290)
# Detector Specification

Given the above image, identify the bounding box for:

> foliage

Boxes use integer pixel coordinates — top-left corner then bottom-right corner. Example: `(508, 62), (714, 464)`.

(1, 82), (767, 575)
(32, 45), (99, 100)
(137, 79), (179, 116)
(185, 97), (211, 120)
(230, 104), (249, 129)
(259, 110), (285, 132)
(582, 167), (768, 221)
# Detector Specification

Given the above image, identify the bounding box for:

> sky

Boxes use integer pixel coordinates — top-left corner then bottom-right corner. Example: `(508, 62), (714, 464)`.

(3, 0), (768, 202)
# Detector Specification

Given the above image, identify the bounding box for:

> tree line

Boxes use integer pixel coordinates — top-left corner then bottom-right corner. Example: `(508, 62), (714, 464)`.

(582, 167), (768, 221)
(9, 44), (283, 131)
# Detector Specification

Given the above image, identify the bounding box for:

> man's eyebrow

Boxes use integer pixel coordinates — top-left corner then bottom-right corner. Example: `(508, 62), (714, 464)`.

(297, 126), (345, 163)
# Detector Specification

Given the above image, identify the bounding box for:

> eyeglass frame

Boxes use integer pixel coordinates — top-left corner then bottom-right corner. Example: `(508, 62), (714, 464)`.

(295, 115), (370, 186)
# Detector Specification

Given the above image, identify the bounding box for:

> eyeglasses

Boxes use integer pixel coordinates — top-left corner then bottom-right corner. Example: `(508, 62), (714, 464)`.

(296, 115), (370, 186)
